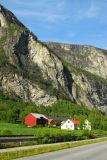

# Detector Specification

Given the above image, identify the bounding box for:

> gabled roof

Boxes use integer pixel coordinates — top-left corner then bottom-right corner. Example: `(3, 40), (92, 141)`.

(61, 121), (66, 125)
(48, 119), (56, 122)
(48, 116), (66, 121)
(31, 113), (48, 119)
(61, 119), (80, 126)
(71, 119), (80, 124)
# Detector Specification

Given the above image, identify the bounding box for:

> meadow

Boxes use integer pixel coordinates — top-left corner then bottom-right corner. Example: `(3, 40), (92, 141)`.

(0, 122), (107, 138)
(0, 122), (36, 136)
(0, 121), (107, 149)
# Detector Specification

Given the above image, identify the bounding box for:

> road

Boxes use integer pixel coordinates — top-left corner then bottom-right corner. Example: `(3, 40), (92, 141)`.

(16, 141), (107, 160)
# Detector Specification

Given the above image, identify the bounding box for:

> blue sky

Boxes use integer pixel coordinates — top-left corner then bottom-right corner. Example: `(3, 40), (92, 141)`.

(0, 0), (107, 49)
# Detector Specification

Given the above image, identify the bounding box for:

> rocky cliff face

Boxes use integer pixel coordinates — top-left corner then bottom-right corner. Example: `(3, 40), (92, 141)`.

(44, 42), (107, 112)
(0, 4), (71, 106)
(44, 42), (107, 79)
(0, 70), (57, 106)
(0, 4), (107, 112)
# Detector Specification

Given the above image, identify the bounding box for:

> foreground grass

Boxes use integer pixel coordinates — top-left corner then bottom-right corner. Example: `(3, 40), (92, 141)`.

(1, 137), (107, 160)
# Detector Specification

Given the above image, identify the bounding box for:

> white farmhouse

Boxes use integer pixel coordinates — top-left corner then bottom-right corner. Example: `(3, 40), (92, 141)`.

(83, 119), (91, 130)
(61, 119), (80, 130)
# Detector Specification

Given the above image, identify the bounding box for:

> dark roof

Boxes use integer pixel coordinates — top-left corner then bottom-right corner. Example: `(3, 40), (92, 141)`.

(48, 116), (66, 121)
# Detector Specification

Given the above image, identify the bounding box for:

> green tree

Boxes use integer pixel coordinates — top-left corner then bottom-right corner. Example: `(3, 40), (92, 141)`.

(88, 109), (102, 129)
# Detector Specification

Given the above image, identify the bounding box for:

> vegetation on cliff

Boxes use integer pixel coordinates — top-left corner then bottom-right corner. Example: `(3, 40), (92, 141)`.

(63, 61), (107, 85)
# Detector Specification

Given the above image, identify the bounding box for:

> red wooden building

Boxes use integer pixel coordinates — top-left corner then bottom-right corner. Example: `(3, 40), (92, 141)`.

(24, 113), (48, 127)
(48, 119), (57, 127)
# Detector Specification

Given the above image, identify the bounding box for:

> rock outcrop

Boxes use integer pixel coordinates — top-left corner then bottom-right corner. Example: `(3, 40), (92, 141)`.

(0, 4), (70, 106)
(0, 70), (57, 106)
(44, 42), (107, 79)
(45, 42), (107, 112)
(0, 4), (107, 112)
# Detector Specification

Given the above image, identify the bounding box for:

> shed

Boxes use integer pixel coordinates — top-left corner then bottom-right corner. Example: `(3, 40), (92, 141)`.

(24, 113), (48, 127)
(83, 119), (91, 130)
(48, 119), (57, 127)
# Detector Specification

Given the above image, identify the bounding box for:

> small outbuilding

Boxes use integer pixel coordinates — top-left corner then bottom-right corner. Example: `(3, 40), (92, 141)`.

(61, 119), (80, 130)
(48, 116), (66, 125)
(48, 119), (57, 127)
(83, 119), (91, 130)
(24, 113), (48, 127)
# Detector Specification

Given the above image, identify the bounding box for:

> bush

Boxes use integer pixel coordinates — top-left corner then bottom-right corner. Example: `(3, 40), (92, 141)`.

(34, 128), (98, 144)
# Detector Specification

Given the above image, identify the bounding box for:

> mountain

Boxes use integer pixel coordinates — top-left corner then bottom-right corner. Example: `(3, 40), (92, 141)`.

(44, 42), (107, 112)
(0, 4), (107, 113)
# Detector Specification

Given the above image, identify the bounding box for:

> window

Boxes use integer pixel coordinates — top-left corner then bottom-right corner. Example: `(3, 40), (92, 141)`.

(66, 125), (68, 128)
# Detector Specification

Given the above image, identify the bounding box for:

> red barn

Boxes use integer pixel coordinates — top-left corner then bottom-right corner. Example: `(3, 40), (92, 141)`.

(24, 113), (48, 127)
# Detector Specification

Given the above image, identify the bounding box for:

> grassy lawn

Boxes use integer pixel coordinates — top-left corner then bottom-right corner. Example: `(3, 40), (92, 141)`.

(0, 122), (36, 136)
(0, 122), (107, 138)
(0, 122), (84, 137)
(0, 122), (76, 137)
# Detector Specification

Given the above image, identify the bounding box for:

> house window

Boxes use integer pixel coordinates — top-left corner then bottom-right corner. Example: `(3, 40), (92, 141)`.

(66, 125), (68, 128)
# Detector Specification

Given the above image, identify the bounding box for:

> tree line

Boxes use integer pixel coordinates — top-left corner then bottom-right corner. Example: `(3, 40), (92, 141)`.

(0, 93), (107, 130)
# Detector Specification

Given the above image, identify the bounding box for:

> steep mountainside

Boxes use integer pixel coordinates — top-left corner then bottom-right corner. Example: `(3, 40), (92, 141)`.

(0, 4), (107, 112)
(44, 42), (107, 79)
(0, 4), (72, 106)
(44, 42), (107, 112)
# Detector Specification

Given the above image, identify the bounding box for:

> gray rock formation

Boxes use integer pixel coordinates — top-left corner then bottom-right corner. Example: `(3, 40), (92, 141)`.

(0, 4), (70, 106)
(44, 42), (107, 79)
(0, 4), (107, 112)
(44, 42), (107, 112)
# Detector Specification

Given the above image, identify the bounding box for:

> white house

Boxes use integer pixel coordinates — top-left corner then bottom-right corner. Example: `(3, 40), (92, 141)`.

(61, 119), (80, 130)
(83, 119), (91, 130)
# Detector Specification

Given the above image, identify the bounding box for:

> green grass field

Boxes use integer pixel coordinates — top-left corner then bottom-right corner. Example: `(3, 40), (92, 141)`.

(0, 122), (77, 137)
(0, 122), (37, 136)
(0, 122), (107, 138)
(0, 121), (107, 150)
(0, 122), (84, 137)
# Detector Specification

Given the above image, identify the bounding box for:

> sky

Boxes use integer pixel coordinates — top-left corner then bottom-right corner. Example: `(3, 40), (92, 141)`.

(0, 0), (107, 49)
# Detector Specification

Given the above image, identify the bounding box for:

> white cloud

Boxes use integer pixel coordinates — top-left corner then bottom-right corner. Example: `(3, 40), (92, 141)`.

(13, 0), (66, 10)
(14, 10), (65, 23)
(74, 3), (99, 20)
(84, 4), (99, 18)
(12, 0), (44, 6)
(13, 0), (67, 23)
(7, 0), (101, 25)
